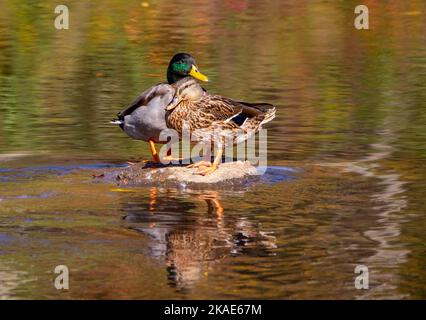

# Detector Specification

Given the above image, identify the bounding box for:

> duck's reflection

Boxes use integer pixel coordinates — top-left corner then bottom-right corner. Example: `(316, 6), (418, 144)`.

(120, 188), (276, 291)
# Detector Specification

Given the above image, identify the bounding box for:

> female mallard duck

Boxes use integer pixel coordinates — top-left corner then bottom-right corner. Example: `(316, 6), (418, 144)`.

(111, 53), (208, 162)
(165, 77), (276, 175)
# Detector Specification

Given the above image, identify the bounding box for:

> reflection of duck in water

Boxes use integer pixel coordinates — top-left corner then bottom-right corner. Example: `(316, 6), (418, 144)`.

(120, 188), (276, 291)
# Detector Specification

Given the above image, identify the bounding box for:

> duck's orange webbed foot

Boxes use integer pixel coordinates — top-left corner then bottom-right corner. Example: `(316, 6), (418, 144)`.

(127, 140), (163, 167)
(193, 148), (223, 176)
(187, 160), (211, 168)
(196, 162), (219, 176)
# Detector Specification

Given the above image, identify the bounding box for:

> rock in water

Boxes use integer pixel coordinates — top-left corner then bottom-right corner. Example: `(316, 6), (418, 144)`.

(107, 160), (261, 190)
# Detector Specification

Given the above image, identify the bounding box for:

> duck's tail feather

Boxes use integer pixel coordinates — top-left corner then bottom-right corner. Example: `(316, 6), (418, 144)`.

(234, 102), (276, 131)
(110, 119), (123, 125)
(110, 111), (125, 126)
(260, 106), (276, 126)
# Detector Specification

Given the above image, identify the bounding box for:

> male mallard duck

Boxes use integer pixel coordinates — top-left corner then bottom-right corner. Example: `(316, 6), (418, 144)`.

(111, 53), (208, 162)
(165, 77), (276, 175)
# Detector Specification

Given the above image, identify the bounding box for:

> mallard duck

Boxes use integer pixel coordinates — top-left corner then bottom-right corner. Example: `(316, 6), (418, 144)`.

(165, 77), (276, 175)
(111, 53), (208, 162)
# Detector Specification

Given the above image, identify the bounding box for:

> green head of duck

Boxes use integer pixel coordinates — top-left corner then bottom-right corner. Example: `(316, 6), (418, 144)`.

(167, 53), (208, 84)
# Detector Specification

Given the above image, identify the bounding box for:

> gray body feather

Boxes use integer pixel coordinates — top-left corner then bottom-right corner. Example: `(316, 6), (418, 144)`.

(115, 83), (174, 142)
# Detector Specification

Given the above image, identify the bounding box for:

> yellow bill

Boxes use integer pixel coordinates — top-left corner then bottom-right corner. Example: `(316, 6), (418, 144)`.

(189, 65), (208, 82)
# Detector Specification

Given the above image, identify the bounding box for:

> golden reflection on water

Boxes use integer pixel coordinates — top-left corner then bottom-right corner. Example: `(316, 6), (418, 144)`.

(321, 120), (409, 299)
(122, 187), (276, 291)
(0, 0), (425, 299)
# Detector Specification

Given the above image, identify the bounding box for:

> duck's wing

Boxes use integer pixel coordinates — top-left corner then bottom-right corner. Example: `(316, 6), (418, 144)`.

(204, 96), (275, 125)
(186, 95), (276, 146)
(199, 95), (244, 122)
(117, 83), (174, 120)
(220, 99), (275, 126)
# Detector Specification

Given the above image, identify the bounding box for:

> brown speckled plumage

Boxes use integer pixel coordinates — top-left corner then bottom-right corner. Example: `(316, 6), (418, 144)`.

(166, 77), (276, 147)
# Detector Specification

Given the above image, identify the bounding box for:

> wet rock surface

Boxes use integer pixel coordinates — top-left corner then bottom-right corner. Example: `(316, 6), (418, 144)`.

(95, 160), (262, 190)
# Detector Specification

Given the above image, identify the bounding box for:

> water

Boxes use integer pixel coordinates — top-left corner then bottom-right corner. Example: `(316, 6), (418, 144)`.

(0, 0), (425, 299)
